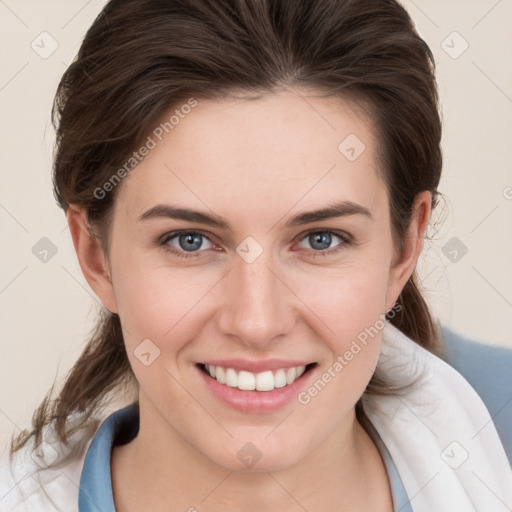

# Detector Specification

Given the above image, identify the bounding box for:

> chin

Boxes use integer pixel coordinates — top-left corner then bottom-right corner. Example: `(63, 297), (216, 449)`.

(202, 436), (306, 473)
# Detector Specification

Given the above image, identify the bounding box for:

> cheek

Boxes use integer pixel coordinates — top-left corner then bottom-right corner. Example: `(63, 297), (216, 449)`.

(290, 259), (389, 383)
(290, 276), (388, 429)
(292, 257), (390, 337)
(114, 264), (213, 340)
(112, 263), (216, 407)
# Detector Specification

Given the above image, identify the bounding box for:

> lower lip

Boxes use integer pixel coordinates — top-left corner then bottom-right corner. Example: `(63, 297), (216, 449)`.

(197, 364), (315, 413)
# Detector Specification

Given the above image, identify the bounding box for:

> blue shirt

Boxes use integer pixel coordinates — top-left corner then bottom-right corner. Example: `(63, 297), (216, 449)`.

(78, 327), (512, 512)
(78, 403), (412, 512)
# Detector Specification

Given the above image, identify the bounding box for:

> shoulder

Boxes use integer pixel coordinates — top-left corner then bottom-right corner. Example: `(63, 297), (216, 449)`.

(0, 404), (138, 512)
(439, 326), (512, 465)
(0, 443), (87, 512)
(0, 418), (96, 512)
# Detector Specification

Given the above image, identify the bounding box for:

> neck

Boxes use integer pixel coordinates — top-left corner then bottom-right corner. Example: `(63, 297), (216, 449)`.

(112, 397), (393, 512)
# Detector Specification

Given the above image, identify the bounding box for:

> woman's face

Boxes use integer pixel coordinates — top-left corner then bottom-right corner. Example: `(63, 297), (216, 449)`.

(90, 89), (424, 471)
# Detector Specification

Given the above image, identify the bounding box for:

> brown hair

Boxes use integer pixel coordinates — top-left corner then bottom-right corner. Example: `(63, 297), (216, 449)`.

(10, 0), (442, 464)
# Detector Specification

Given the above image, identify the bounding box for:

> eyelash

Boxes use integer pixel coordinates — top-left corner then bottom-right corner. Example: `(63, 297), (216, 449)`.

(158, 229), (352, 259)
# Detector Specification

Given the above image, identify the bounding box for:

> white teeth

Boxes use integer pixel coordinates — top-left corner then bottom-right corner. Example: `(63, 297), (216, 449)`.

(256, 371), (274, 391)
(238, 371), (256, 391)
(216, 366), (226, 384)
(203, 363), (310, 391)
(225, 368), (238, 387)
(274, 369), (287, 388)
(286, 367), (296, 385)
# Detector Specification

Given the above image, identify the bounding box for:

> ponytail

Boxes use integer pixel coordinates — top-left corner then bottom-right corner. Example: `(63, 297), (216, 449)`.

(9, 310), (136, 464)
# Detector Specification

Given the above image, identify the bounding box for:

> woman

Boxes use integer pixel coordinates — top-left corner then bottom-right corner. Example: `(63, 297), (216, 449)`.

(1, 0), (511, 510)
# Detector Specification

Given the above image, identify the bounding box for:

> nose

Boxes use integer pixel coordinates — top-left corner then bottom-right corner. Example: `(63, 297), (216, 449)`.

(217, 249), (296, 349)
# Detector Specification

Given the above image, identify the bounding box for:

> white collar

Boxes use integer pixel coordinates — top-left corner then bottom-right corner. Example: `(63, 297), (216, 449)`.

(363, 322), (512, 511)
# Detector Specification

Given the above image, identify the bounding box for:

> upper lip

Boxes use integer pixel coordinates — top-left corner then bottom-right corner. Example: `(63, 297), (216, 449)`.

(199, 359), (315, 373)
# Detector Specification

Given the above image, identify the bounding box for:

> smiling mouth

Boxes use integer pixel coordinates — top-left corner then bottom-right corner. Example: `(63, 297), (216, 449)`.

(198, 362), (317, 392)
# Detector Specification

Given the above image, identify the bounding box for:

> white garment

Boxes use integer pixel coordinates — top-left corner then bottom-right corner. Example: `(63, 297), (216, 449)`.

(363, 323), (512, 511)
(0, 440), (87, 511)
(1, 323), (511, 511)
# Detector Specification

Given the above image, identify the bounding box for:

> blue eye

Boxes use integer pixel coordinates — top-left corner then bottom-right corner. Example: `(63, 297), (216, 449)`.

(159, 229), (351, 259)
(160, 231), (214, 257)
(296, 229), (350, 256)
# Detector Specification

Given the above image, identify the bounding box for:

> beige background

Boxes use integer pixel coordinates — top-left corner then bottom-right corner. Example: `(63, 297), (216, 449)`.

(1, 0), (511, 456)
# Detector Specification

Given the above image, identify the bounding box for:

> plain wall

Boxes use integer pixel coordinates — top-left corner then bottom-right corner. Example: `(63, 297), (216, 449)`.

(1, 0), (511, 456)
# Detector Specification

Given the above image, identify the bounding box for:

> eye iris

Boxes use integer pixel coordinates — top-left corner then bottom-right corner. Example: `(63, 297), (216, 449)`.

(310, 232), (332, 250)
(179, 233), (202, 251)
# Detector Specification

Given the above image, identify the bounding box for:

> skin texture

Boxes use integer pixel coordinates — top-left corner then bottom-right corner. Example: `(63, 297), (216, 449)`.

(67, 88), (431, 511)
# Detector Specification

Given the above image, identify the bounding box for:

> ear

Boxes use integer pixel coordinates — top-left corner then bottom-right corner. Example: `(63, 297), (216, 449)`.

(385, 190), (432, 311)
(66, 206), (119, 313)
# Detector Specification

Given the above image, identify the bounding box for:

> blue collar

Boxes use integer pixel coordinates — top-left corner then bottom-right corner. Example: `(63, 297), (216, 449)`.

(79, 404), (139, 512)
(78, 404), (411, 512)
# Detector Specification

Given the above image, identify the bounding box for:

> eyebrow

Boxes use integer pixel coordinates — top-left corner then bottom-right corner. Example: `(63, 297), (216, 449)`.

(138, 200), (373, 229)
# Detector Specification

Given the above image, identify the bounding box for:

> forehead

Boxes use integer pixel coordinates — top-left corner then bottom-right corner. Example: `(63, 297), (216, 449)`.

(114, 89), (385, 223)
